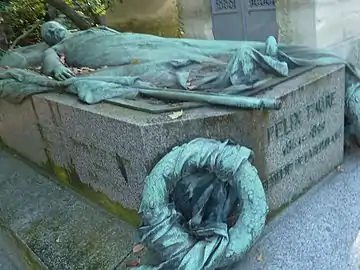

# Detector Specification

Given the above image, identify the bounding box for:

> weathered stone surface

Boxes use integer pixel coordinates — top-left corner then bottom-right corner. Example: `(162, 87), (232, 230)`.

(178, 0), (213, 39)
(0, 220), (47, 270)
(105, 0), (181, 37)
(105, 0), (213, 39)
(276, 0), (317, 46)
(259, 65), (345, 209)
(0, 98), (47, 166)
(0, 65), (345, 214)
(0, 149), (139, 270)
(276, 0), (360, 67)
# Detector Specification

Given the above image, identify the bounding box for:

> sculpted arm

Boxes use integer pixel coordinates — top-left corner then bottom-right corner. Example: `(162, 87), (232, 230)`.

(42, 44), (74, 80)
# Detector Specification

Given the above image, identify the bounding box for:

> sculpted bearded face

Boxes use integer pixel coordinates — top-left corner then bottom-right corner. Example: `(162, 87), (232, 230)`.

(41, 21), (70, 46)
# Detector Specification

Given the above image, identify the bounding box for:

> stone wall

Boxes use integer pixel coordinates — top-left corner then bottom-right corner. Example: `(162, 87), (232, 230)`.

(177, 0), (213, 39)
(315, 0), (360, 48)
(276, 0), (317, 46)
(276, 0), (360, 66)
(105, 0), (213, 39)
(105, 0), (181, 37)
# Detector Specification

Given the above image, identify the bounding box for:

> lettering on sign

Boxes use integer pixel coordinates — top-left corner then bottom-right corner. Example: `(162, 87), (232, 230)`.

(249, 0), (275, 8)
(267, 127), (342, 186)
(213, 0), (237, 13)
(267, 92), (336, 145)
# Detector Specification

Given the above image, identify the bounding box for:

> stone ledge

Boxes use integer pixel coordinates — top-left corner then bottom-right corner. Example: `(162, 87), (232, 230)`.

(0, 218), (47, 270)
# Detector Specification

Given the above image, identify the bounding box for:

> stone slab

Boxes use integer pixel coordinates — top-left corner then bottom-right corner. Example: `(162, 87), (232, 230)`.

(0, 65), (345, 214)
(0, 98), (48, 166)
(0, 220), (47, 270)
(0, 149), (140, 270)
(105, 0), (181, 38)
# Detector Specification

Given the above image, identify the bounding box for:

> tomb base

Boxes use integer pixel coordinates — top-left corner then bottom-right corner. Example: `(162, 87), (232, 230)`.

(0, 65), (345, 217)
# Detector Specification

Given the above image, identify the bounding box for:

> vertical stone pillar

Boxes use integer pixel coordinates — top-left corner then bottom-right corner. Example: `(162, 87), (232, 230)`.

(177, 0), (214, 39)
(276, 0), (360, 66)
(276, 0), (317, 46)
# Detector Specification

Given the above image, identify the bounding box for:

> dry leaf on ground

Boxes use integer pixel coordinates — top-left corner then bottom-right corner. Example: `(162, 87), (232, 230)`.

(125, 257), (141, 267)
(169, 110), (184, 120)
(132, 243), (145, 254)
(256, 253), (265, 262)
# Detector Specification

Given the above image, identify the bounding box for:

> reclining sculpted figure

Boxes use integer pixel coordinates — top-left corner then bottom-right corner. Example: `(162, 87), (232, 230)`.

(1, 21), (360, 143)
(39, 21), (286, 86)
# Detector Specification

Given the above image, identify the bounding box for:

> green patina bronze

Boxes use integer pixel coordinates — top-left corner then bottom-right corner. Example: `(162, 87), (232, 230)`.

(2, 20), (360, 142)
(0, 21), (291, 110)
(1, 21), (360, 140)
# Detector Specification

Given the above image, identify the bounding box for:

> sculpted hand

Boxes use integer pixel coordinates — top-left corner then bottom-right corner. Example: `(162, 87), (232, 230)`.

(53, 65), (74, 81)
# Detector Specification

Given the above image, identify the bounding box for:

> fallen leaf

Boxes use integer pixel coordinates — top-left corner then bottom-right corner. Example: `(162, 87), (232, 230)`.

(169, 110), (184, 120)
(131, 59), (141, 65)
(125, 257), (141, 267)
(256, 253), (264, 262)
(336, 166), (344, 173)
(132, 243), (145, 254)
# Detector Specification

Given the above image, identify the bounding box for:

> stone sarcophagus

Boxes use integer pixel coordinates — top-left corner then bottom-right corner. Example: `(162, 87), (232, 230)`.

(0, 64), (345, 214)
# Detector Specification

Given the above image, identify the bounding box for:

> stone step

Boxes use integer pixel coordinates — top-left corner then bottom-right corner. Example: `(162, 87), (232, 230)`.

(0, 219), (47, 270)
(0, 149), (151, 270)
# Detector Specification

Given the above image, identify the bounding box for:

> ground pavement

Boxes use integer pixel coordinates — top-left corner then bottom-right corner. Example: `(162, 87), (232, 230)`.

(233, 147), (360, 270)
(0, 147), (360, 269)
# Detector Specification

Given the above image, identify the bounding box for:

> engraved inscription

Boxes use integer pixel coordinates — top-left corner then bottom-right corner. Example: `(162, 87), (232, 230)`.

(282, 121), (326, 156)
(268, 128), (342, 185)
(267, 92), (336, 145)
(307, 91), (336, 120)
(249, 0), (275, 8)
(266, 90), (341, 186)
(214, 0), (237, 12)
(267, 111), (301, 144)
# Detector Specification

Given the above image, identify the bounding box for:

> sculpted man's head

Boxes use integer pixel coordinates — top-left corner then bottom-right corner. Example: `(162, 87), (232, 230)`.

(41, 21), (70, 46)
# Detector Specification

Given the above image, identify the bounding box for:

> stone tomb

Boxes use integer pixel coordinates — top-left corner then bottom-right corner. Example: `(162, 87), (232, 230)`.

(0, 64), (345, 216)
